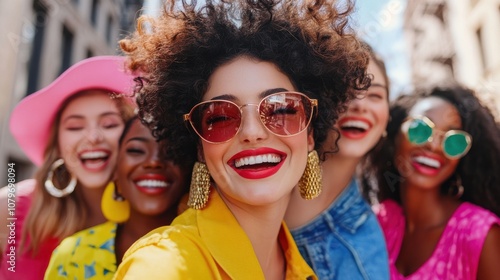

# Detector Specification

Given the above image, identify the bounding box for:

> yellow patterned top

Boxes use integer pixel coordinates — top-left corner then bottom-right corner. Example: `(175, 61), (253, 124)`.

(44, 221), (117, 280)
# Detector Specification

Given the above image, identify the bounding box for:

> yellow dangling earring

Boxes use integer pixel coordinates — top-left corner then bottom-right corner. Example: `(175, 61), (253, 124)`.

(187, 162), (211, 210)
(298, 150), (322, 200)
(101, 182), (130, 223)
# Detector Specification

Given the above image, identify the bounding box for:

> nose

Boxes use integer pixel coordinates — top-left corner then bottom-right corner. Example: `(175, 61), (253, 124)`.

(425, 131), (444, 153)
(143, 149), (164, 169)
(237, 105), (269, 143)
(348, 94), (368, 113)
(86, 127), (104, 144)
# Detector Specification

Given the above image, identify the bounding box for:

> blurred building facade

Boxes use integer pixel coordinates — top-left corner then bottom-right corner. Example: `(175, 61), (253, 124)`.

(404, 0), (500, 114)
(0, 0), (143, 184)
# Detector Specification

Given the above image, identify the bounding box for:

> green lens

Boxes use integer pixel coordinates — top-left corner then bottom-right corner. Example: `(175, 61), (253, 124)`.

(443, 133), (469, 158)
(407, 119), (433, 145)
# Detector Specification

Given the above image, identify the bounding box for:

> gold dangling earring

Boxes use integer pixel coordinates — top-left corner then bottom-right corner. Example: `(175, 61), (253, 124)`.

(101, 182), (130, 223)
(44, 159), (77, 197)
(187, 162), (211, 209)
(299, 150), (322, 200)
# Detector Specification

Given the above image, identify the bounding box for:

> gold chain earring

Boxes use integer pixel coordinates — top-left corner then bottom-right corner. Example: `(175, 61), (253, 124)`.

(44, 159), (77, 197)
(101, 182), (130, 223)
(298, 150), (322, 200)
(187, 162), (211, 209)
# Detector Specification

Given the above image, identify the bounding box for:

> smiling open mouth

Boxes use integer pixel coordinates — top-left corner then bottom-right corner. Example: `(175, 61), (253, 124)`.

(135, 179), (169, 188)
(234, 154), (282, 169)
(340, 120), (369, 134)
(413, 156), (441, 169)
(79, 150), (110, 169)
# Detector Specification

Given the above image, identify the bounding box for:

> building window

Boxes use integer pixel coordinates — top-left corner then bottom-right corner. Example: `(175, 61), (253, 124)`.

(60, 25), (74, 74)
(106, 15), (114, 45)
(26, 0), (48, 96)
(91, 0), (99, 27)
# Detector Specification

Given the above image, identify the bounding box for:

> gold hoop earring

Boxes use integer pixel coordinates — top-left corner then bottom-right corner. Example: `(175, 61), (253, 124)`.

(101, 182), (130, 223)
(448, 174), (464, 199)
(187, 162), (211, 210)
(299, 150), (322, 200)
(44, 159), (77, 197)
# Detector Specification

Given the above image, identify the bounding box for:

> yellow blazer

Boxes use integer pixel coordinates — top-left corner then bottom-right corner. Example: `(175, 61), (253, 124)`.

(114, 189), (317, 280)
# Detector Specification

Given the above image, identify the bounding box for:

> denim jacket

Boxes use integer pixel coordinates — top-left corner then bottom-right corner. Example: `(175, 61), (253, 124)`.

(290, 179), (389, 280)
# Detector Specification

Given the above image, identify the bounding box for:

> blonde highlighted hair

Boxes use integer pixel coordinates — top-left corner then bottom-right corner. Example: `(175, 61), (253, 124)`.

(20, 91), (134, 254)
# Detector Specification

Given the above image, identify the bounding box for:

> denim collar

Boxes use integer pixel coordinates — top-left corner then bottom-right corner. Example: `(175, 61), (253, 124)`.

(291, 179), (370, 237)
(325, 178), (370, 233)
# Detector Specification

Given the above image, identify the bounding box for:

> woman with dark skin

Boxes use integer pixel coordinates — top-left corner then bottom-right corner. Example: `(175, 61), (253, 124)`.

(364, 85), (500, 279)
(45, 117), (193, 279)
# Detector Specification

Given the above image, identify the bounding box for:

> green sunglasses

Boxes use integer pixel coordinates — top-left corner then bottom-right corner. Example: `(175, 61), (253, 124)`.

(402, 116), (472, 159)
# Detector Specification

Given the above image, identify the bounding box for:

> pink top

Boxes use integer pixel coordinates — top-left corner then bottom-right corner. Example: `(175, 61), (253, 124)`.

(0, 179), (60, 280)
(376, 199), (500, 280)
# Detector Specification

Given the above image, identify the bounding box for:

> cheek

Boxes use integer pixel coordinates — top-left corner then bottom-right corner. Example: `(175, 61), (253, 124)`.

(116, 162), (135, 195)
(104, 129), (125, 155)
(201, 141), (225, 163)
(374, 103), (390, 126)
(57, 131), (80, 163)
(394, 138), (413, 176)
(286, 133), (311, 159)
(444, 159), (460, 175)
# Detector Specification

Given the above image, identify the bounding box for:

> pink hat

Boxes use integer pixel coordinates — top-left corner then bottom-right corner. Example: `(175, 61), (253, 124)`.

(9, 55), (135, 166)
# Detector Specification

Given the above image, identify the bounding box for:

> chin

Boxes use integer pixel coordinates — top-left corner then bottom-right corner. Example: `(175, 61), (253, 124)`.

(78, 179), (109, 189)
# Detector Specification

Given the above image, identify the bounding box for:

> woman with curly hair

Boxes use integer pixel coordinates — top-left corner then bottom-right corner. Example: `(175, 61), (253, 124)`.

(364, 84), (500, 279)
(115, 0), (370, 279)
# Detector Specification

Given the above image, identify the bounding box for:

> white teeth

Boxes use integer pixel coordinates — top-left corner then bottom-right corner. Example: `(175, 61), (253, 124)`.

(136, 180), (168, 188)
(414, 156), (441, 169)
(234, 154), (282, 168)
(341, 120), (369, 130)
(83, 160), (106, 169)
(80, 151), (108, 160)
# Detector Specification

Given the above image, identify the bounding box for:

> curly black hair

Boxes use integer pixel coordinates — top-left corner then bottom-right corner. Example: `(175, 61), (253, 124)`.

(120, 0), (370, 166)
(363, 84), (500, 217)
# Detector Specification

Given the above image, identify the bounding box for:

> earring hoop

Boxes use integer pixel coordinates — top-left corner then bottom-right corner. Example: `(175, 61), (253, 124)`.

(44, 159), (77, 197)
(448, 174), (464, 199)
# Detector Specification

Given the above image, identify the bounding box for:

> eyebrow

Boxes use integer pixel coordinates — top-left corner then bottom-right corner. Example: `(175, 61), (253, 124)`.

(370, 83), (388, 90)
(125, 136), (150, 143)
(61, 112), (121, 123)
(210, 87), (291, 102)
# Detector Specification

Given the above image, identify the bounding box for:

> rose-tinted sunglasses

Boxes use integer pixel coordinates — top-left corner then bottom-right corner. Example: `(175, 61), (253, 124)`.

(184, 92), (317, 144)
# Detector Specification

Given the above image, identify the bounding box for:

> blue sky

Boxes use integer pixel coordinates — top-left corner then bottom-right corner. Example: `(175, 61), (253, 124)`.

(143, 0), (411, 98)
(351, 0), (411, 98)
